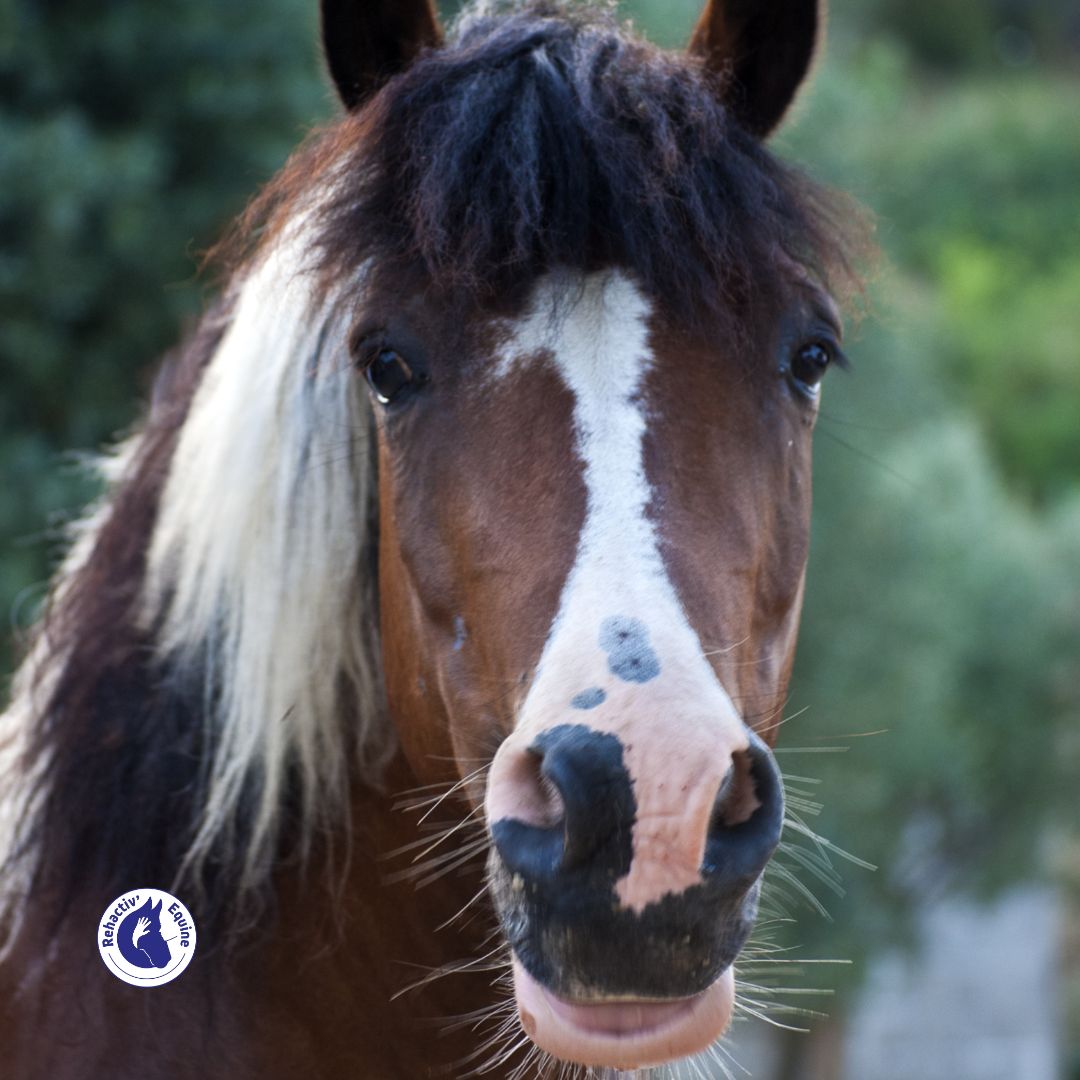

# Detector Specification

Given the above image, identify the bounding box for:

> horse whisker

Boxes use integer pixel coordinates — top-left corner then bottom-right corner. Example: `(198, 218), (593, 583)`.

(436, 884), (491, 932)
(411, 843), (491, 890)
(392, 832), (489, 868)
(393, 763), (490, 819)
(698, 636), (750, 657)
(772, 745), (851, 755)
(730, 998), (810, 1034)
(391, 941), (509, 1000)
(782, 813), (877, 871)
(382, 804), (486, 862)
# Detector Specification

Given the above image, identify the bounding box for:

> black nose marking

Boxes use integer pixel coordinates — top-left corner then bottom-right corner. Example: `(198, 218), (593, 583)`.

(490, 724), (636, 880)
(488, 723), (785, 1000)
(599, 615), (660, 684)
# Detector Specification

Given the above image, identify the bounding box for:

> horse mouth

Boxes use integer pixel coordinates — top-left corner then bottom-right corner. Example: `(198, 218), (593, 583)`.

(511, 957), (735, 1070)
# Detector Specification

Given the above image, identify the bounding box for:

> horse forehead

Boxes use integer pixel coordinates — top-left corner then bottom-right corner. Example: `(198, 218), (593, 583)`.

(490, 271), (655, 397)
(487, 271), (718, 678)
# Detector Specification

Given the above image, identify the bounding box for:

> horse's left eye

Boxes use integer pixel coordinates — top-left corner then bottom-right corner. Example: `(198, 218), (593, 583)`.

(788, 341), (836, 397)
(364, 348), (417, 405)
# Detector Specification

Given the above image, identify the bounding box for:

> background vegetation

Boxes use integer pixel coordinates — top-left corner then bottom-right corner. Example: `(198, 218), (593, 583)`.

(2, 0), (1077, 1074)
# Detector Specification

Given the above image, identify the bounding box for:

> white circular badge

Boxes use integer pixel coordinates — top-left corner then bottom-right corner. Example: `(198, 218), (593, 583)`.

(98, 888), (197, 987)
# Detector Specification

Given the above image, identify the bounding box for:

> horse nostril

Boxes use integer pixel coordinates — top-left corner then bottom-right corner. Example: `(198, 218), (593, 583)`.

(498, 745), (566, 831)
(704, 731), (784, 884)
(710, 748), (759, 829)
(488, 725), (634, 881)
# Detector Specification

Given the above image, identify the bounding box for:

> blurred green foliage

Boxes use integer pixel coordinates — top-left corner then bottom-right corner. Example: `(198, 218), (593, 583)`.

(1, 0), (1078, 1056)
(784, 44), (1080, 504)
(848, 0), (1080, 72)
(765, 28), (1080, 987)
(0, 0), (328, 642)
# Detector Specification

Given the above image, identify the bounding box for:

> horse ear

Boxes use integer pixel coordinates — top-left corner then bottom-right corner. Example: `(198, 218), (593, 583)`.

(320, 0), (443, 111)
(688, 0), (822, 138)
(153, 899), (162, 913)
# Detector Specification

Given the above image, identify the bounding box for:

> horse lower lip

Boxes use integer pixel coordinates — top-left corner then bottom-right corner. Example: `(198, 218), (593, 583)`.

(546, 993), (696, 1034)
(511, 959), (735, 1069)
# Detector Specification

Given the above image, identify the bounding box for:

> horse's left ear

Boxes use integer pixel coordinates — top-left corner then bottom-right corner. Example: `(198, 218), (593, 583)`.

(689, 0), (822, 138)
(320, 0), (443, 111)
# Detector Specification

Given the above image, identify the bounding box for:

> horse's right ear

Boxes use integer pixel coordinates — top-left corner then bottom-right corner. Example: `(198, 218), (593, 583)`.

(689, 0), (822, 138)
(320, 0), (443, 111)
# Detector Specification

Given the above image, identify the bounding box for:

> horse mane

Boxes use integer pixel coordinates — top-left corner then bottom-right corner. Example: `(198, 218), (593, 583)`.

(0, 232), (387, 945)
(0, 0), (869, 947)
(223, 0), (866, 336)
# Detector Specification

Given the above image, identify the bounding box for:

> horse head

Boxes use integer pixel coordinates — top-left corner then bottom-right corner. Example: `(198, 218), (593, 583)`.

(315, 0), (850, 1068)
(0, 3), (866, 1075)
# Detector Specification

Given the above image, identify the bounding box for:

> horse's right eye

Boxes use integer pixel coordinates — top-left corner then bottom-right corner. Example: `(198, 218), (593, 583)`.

(785, 336), (847, 401)
(364, 347), (417, 405)
(790, 341), (833, 392)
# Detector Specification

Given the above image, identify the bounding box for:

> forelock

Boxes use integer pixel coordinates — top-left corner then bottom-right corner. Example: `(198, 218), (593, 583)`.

(223, 0), (869, 340)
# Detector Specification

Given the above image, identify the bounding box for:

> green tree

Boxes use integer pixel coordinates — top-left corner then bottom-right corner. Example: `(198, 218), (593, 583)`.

(748, 38), (1080, 1067)
(0, 0), (331, 651)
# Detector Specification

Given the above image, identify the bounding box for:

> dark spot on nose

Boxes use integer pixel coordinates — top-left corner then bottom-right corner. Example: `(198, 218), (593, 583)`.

(599, 615), (660, 683)
(570, 687), (606, 710)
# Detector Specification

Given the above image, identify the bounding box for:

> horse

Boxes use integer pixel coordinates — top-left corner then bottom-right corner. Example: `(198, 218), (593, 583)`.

(0, 1), (867, 1076)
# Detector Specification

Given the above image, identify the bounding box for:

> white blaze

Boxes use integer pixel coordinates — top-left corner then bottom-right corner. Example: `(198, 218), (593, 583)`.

(490, 271), (750, 911)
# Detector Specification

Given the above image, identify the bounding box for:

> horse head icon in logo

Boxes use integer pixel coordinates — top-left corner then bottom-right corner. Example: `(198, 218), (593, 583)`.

(116, 897), (172, 969)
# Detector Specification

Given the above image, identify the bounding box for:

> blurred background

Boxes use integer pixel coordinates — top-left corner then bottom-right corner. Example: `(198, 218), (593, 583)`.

(1, 1), (1077, 1076)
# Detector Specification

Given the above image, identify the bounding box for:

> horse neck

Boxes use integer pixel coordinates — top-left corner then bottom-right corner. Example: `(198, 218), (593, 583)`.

(0, 751), (503, 1080)
(238, 751), (502, 1076)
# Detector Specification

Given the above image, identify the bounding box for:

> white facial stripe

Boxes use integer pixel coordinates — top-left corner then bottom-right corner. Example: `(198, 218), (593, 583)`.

(491, 271), (750, 911)
(495, 272), (662, 619)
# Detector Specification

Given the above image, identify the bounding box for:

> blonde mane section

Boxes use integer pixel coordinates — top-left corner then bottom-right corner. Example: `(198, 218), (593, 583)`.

(143, 220), (391, 890)
(0, 218), (390, 946)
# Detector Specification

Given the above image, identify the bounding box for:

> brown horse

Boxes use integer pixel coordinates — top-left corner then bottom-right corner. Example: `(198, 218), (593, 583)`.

(0, 1), (866, 1076)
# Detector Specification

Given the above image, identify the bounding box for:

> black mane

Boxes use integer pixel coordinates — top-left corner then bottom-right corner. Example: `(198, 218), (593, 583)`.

(237, 2), (864, 335)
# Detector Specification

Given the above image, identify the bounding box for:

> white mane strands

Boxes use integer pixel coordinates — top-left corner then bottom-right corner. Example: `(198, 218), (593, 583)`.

(144, 223), (390, 891)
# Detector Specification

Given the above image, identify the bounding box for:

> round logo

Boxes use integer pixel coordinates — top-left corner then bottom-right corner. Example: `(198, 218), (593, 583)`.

(97, 889), (197, 987)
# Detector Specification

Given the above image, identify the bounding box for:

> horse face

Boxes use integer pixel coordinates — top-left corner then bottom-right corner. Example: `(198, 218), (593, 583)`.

(323, 0), (833, 1068)
(364, 266), (838, 1068)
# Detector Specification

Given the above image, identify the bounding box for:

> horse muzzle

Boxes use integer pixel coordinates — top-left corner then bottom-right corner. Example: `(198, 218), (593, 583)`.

(486, 723), (784, 1069)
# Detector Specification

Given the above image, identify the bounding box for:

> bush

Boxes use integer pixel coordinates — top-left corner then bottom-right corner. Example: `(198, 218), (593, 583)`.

(0, 0), (330, 658)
